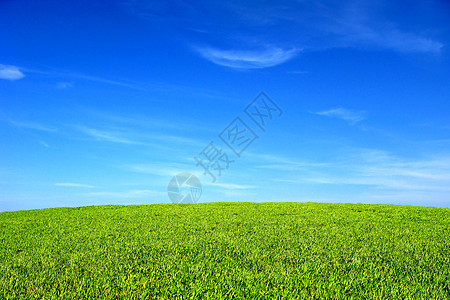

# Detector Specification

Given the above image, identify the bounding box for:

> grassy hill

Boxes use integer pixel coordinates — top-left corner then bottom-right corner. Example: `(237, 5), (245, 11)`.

(1, 202), (449, 299)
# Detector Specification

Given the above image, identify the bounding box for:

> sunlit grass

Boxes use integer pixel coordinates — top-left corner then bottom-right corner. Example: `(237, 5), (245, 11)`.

(1, 202), (449, 299)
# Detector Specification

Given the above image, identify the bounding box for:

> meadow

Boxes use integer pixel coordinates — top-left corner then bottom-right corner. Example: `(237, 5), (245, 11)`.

(0, 202), (449, 299)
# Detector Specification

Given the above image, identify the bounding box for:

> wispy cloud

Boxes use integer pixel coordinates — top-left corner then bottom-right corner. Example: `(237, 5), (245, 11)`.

(73, 74), (142, 89)
(74, 124), (204, 149)
(323, 9), (443, 54)
(123, 162), (200, 177)
(125, 1), (443, 56)
(313, 108), (366, 125)
(194, 46), (300, 69)
(262, 148), (450, 196)
(204, 182), (255, 190)
(55, 182), (95, 188)
(354, 26), (442, 54)
(5, 118), (57, 132)
(125, 162), (255, 191)
(87, 110), (214, 133)
(247, 152), (330, 171)
(287, 70), (308, 75)
(0, 64), (25, 80)
(56, 81), (74, 89)
(85, 189), (165, 198)
(39, 140), (50, 148)
(76, 126), (142, 145)
(23, 68), (143, 90)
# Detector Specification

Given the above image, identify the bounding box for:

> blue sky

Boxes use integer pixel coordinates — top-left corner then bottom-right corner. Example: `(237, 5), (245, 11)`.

(1, 0), (450, 211)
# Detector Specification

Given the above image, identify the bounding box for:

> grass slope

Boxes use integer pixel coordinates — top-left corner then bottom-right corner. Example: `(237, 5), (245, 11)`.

(1, 202), (449, 299)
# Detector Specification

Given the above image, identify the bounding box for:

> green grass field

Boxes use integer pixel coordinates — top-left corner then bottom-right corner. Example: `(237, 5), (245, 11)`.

(1, 202), (449, 299)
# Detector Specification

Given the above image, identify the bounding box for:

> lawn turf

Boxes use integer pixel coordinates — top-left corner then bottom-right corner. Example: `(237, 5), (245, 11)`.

(1, 202), (449, 299)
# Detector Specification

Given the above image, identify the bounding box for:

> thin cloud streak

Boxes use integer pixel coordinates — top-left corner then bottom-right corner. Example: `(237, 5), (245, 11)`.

(194, 46), (300, 69)
(354, 26), (442, 54)
(125, 1), (443, 55)
(319, 2), (444, 54)
(56, 82), (74, 89)
(0, 64), (25, 80)
(75, 126), (143, 145)
(123, 162), (200, 178)
(93, 112), (213, 133)
(39, 140), (50, 148)
(204, 182), (256, 190)
(85, 189), (165, 198)
(313, 108), (366, 125)
(74, 124), (204, 149)
(262, 148), (450, 195)
(54, 183), (95, 188)
(3, 118), (57, 132)
(23, 68), (144, 90)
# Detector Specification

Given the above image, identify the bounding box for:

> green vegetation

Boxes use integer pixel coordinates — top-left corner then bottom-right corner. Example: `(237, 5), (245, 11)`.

(1, 202), (449, 299)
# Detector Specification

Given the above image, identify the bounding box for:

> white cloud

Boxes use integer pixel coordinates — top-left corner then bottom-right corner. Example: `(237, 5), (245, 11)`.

(76, 126), (142, 145)
(6, 119), (57, 132)
(39, 140), (50, 148)
(125, 1), (443, 55)
(313, 108), (366, 125)
(194, 46), (300, 69)
(85, 189), (165, 198)
(204, 182), (255, 190)
(55, 183), (95, 188)
(24, 68), (143, 90)
(123, 162), (200, 178)
(330, 18), (443, 54)
(287, 70), (308, 75)
(0, 64), (25, 80)
(56, 82), (74, 89)
(371, 29), (442, 54)
(86, 110), (215, 133)
(261, 148), (450, 197)
(74, 124), (204, 149)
